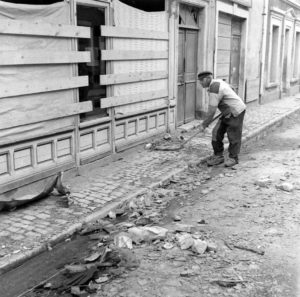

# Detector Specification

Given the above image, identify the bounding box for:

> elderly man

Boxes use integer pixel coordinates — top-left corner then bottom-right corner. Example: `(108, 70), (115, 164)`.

(198, 71), (246, 167)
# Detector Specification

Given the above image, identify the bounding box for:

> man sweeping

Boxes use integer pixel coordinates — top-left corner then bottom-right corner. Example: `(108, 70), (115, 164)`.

(198, 71), (246, 167)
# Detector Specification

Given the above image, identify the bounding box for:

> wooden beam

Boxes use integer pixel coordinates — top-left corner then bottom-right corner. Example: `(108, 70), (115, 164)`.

(101, 25), (169, 40)
(100, 71), (168, 85)
(0, 76), (89, 98)
(0, 101), (92, 130)
(101, 50), (168, 61)
(101, 89), (168, 108)
(0, 50), (91, 65)
(0, 19), (91, 38)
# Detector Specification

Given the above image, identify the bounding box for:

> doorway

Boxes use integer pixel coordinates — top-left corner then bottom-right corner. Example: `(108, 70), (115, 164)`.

(177, 4), (199, 125)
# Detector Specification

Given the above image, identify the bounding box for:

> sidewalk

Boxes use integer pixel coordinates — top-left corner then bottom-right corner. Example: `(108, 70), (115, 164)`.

(0, 95), (300, 274)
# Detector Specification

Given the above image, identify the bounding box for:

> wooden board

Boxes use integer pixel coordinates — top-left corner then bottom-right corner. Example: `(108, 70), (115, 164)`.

(0, 101), (92, 130)
(0, 19), (91, 38)
(101, 89), (168, 108)
(0, 50), (91, 65)
(101, 50), (168, 61)
(100, 71), (168, 85)
(0, 76), (89, 98)
(101, 25), (168, 40)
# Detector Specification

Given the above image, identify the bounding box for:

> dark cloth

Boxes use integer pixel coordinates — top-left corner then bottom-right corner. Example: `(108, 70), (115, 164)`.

(211, 110), (246, 160)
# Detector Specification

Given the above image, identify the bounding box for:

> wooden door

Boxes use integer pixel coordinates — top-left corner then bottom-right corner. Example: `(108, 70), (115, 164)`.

(177, 28), (198, 125)
(230, 35), (241, 94)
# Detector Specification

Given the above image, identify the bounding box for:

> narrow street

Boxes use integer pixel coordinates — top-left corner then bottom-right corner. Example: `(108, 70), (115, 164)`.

(2, 115), (298, 297)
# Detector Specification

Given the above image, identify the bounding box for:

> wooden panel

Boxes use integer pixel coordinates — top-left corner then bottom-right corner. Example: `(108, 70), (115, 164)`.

(101, 25), (168, 40)
(14, 147), (32, 170)
(101, 50), (168, 61)
(0, 51), (91, 65)
(217, 63), (230, 77)
(37, 143), (53, 163)
(115, 124), (125, 140)
(101, 89), (168, 108)
(218, 37), (231, 50)
(127, 120), (137, 136)
(96, 128), (110, 146)
(219, 13), (232, 25)
(217, 50), (231, 64)
(218, 23), (231, 37)
(158, 112), (166, 127)
(0, 20), (91, 38)
(149, 115), (157, 129)
(0, 154), (8, 175)
(0, 101), (92, 130)
(139, 117), (147, 132)
(80, 133), (94, 151)
(1, 76), (89, 98)
(57, 138), (72, 157)
(100, 71), (168, 85)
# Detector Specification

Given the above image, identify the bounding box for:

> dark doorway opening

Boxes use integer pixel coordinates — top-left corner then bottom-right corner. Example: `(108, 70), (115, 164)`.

(120, 0), (164, 11)
(77, 5), (108, 122)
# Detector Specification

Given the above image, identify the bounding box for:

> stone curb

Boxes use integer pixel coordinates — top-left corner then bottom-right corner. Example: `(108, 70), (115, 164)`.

(1, 106), (300, 275)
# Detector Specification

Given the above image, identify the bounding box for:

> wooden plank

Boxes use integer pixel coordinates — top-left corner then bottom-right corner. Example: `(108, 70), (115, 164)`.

(101, 50), (168, 61)
(0, 76), (89, 98)
(100, 71), (168, 85)
(101, 89), (168, 108)
(101, 25), (168, 40)
(0, 101), (92, 130)
(0, 50), (91, 65)
(0, 19), (91, 38)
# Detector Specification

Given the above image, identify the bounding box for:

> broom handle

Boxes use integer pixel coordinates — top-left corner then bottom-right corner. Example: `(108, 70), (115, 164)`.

(181, 113), (222, 146)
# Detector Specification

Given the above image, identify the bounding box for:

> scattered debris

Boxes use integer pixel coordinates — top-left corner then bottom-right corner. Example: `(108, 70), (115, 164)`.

(233, 244), (265, 255)
(191, 239), (207, 254)
(276, 182), (294, 192)
(0, 172), (69, 212)
(254, 177), (272, 188)
(176, 233), (194, 250)
(114, 233), (133, 249)
(210, 279), (247, 287)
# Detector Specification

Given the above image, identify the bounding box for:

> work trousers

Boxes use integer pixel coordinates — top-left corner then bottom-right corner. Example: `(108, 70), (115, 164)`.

(211, 110), (245, 160)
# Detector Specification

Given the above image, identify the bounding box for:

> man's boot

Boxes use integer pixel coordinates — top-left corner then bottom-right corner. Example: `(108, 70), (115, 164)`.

(225, 157), (238, 167)
(206, 155), (224, 166)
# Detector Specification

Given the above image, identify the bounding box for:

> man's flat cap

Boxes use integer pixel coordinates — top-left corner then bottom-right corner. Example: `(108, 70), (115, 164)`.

(198, 71), (213, 80)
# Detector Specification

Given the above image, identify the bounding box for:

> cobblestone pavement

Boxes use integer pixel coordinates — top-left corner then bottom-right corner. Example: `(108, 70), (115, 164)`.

(0, 95), (300, 272)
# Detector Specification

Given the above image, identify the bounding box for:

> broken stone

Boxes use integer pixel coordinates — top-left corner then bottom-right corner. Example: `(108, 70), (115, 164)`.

(71, 286), (86, 296)
(192, 239), (207, 254)
(163, 242), (174, 250)
(176, 233), (194, 250)
(276, 182), (294, 192)
(144, 143), (152, 150)
(175, 223), (196, 233)
(108, 211), (116, 219)
(95, 276), (110, 284)
(197, 219), (206, 224)
(180, 268), (199, 277)
(207, 242), (217, 252)
(173, 215), (182, 221)
(84, 252), (102, 263)
(163, 133), (172, 140)
(254, 177), (272, 188)
(114, 232), (133, 249)
(128, 200), (138, 210)
(128, 226), (168, 243)
(201, 189), (209, 195)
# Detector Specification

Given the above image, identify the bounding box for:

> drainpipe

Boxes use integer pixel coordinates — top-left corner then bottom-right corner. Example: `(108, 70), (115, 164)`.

(259, 0), (269, 104)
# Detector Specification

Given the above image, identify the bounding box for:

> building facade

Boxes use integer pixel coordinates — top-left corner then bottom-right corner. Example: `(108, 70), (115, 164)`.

(0, 0), (299, 194)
